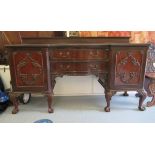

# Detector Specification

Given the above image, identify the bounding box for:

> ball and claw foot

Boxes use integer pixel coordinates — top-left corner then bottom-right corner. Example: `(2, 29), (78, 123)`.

(48, 108), (54, 113)
(104, 106), (110, 112)
(12, 108), (19, 114)
(123, 92), (129, 96)
(135, 93), (141, 97)
(146, 101), (155, 107)
(146, 101), (154, 107)
(138, 106), (146, 111)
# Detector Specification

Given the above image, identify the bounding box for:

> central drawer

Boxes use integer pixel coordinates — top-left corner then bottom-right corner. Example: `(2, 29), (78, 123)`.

(49, 48), (109, 61)
(51, 62), (108, 74)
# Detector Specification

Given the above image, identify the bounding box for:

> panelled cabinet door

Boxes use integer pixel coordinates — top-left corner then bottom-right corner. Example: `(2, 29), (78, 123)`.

(110, 46), (148, 90)
(9, 49), (48, 92)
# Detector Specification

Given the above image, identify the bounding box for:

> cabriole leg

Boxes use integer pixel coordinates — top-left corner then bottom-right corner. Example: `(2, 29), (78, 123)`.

(146, 79), (155, 107)
(10, 93), (19, 114)
(147, 94), (155, 107)
(137, 90), (147, 111)
(104, 90), (113, 112)
(46, 93), (54, 113)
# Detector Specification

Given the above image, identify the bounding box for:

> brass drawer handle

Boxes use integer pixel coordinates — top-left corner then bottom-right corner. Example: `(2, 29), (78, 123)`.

(89, 51), (99, 57)
(59, 51), (70, 58)
(105, 48), (109, 52)
(60, 64), (71, 70)
(89, 64), (99, 70)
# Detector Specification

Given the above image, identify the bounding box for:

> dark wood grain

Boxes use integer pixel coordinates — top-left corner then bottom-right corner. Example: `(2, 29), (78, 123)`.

(6, 37), (149, 113)
(22, 37), (130, 44)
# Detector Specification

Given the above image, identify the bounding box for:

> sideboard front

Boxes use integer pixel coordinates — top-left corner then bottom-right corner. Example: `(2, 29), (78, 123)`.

(6, 42), (149, 114)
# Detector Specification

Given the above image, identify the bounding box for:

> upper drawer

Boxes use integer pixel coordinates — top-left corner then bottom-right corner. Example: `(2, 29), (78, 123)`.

(49, 48), (109, 61)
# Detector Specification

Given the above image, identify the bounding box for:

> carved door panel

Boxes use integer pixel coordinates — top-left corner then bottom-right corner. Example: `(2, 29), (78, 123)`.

(9, 49), (48, 92)
(110, 46), (147, 90)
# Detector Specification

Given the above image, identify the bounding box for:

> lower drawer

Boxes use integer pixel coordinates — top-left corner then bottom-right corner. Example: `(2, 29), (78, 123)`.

(51, 62), (108, 74)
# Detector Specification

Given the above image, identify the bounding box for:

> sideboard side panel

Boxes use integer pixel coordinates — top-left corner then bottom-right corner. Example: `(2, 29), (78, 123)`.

(9, 48), (49, 92)
(109, 46), (148, 90)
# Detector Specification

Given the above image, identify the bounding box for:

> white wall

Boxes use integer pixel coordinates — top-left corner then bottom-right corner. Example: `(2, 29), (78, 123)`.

(0, 65), (11, 90)
(0, 65), (104, 96)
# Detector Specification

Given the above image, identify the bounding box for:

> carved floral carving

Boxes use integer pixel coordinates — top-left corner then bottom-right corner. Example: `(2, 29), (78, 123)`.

(16, 52), (43, 86)
(146, 43), (155, 72)
(116, 52), (141, 84)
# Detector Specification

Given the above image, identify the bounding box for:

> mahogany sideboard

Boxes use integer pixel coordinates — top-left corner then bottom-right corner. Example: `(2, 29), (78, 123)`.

(6, 37), (149, 114)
